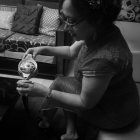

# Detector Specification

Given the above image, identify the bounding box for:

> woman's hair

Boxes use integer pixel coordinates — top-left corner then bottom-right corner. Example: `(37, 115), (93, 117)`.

(59, 0), (122, 25)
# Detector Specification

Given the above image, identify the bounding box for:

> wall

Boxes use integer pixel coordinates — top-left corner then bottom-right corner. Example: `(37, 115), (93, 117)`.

(0, 0), (59, 5)
(26, 0), (58, 2)
(0, 0), (24, 5)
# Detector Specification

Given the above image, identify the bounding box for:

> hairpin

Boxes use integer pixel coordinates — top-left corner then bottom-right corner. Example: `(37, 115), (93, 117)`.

(87, 0), (102, 9)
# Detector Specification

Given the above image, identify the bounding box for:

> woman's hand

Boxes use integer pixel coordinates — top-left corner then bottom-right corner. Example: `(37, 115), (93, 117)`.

(16, 80), (50, 97)
(23, 47), (43, 59)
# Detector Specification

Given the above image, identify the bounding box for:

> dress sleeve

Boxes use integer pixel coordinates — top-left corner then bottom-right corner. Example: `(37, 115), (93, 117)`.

(76, 42), (131, 77)
(80, 58), (117, 77)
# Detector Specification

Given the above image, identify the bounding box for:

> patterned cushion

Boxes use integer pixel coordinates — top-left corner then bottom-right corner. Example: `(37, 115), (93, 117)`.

(39, 6), (60, 37)
(4, 33), (56, 52)
(118, 0), (140, 22)
(0, 29), (14, 38)
(11, 5), (43, 35)
(0, 29), (15, 52)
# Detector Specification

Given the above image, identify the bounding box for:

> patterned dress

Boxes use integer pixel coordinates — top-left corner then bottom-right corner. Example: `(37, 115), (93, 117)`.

(41, 24), (139, 130)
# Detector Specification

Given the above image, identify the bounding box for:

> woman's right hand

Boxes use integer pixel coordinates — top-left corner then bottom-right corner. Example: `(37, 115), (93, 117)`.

(17, 79), (50, 97)
(23, 47), (42, 59)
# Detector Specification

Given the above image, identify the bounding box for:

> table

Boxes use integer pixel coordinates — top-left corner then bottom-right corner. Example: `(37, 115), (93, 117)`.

(0, 73), (53, 121)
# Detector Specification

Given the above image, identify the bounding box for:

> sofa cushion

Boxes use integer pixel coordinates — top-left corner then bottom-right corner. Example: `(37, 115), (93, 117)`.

(0, 29), (15, 52)
(0, 29), (14, 39)
(0, 11), (16, 30)
(11, 5), (43, 35)
(118, 0), (140, 22)
(0, 5), (17, 30)
(39, 6), (60, 37)
(4, 33), (56, 52)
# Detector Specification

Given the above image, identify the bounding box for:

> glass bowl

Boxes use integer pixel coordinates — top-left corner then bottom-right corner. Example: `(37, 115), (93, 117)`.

(18, 56), (38, 79)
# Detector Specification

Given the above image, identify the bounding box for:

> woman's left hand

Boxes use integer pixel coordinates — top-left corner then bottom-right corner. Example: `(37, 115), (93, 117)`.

(16, 79), (49, 97)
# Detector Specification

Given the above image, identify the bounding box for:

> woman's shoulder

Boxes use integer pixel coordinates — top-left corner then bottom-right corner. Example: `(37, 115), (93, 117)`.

(77, 31), (132, 74)
(91, 25), (132, 63)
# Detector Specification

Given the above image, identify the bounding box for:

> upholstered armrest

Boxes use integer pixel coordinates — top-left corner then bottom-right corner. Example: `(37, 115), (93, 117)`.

(115, 21), (140, 82)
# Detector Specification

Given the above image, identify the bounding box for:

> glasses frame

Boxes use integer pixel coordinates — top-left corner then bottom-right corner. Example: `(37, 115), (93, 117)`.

(59, 12), (86, 27)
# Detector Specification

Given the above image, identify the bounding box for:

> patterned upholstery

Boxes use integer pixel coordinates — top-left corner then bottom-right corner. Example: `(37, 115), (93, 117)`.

(4, 32), (56, 52)
(0, 29), (14, 52)
(39, 6), (60, 37)
(0, 4), (58, 52)
(11, 5), (43, 35)
(118, 0), (140, 22)
(0, 2), (63, 78)
(0, 29), (14, 38)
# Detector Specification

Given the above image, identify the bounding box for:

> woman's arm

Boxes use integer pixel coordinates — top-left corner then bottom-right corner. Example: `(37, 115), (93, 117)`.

(24, 40), (84, 59)
(50, 74), (113, 112)
(41, 40), (84, 58)
(16, 73), (113, 112)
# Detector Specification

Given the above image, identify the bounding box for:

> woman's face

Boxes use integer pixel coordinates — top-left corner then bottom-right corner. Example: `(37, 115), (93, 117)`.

(61, 0), (94, 41)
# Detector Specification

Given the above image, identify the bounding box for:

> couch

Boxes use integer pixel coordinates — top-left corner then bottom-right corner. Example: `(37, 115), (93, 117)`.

(114, 0), (140, 83)
(0, 0), (71, 79)
(0, 0), (73, 123)
(115, 21), (140, 83)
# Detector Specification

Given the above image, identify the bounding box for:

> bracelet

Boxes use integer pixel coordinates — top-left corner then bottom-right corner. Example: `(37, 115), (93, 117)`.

(47, 88), (52, 98)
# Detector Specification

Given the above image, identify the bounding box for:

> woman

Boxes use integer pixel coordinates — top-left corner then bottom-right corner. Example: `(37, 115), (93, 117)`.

(17, 0), (140, 140)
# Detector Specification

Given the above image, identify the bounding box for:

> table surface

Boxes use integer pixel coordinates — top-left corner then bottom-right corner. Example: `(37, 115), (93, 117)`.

(0, 73), (53, 121)
(0, 73), (53, 87)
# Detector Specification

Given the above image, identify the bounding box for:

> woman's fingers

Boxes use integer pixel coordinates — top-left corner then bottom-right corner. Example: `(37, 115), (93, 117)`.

(16, 81), (34, 96)
(17, 80), (33, 85)
(16, 86), (28, 93)
(22, 47), (40, 60)
(22, 48), (33, 59)
(17, 79), (33, 83)
(17, 80), (33, 91)
(16, 80), (46, 97)
(22, 52), (29, 59)
(17, 82), (31, 88)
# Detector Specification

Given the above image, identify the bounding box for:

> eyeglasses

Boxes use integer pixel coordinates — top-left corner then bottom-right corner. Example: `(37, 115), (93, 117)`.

(59, 12), (86, 27)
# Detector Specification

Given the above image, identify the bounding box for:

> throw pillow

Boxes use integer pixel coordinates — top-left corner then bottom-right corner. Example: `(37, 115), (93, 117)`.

(0, 11), (16, 30)
(118, 0), (140, 22)
(0, 5), (17, 30)
(39, 6), (60, 37)
(11, 5), (43, 35)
